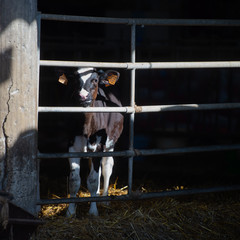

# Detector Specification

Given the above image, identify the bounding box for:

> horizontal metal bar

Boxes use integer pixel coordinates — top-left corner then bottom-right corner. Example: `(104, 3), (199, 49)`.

(41, 14), (240, 26)
(136, 103), (240, 112)
(38, 103), (240, 113)
(37, 185), (240, 205)
(38, 144), (240, 159)
(38, 106), (134, 113)
(8, 218), (44, 225)
(38, 150), (132, 158)
(40, 60), (127, 68)
(133, 61), (240, 69)
(40, 60), (240, 69)
(137, 144), (240, 155)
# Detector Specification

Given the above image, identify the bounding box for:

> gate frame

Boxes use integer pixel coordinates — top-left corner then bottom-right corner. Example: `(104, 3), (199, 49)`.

(37, 14), (240, 205)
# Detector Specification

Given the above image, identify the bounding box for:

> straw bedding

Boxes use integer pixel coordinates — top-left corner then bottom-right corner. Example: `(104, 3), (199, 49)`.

(36, 185), (240, 240)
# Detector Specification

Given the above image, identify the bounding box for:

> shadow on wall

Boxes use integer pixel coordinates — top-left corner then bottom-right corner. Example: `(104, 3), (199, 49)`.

(0, 0), (38, 32)
(0, 48), (12, 85)
(0, 0), (40, 84)
(0, 129), (38, 214)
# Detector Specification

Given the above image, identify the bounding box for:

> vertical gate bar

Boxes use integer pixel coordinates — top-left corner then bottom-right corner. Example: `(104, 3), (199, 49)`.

(128, 23), (136, 195)
(130, 23), (136, 105)
(36, 11), (41, 212)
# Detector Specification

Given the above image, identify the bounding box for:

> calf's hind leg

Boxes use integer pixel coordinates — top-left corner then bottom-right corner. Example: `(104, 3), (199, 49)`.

(87, 156), (114, 215)
(101, 156), (114, 198)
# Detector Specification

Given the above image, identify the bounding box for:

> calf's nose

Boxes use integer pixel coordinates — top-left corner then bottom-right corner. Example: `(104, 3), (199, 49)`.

(79, 88), (89, 100)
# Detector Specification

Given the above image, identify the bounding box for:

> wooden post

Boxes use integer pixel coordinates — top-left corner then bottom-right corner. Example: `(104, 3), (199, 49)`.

(0, 0), (38, 215)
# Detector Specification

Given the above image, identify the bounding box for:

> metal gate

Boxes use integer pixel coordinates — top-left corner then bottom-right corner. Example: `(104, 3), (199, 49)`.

(37, 15), (240, 206)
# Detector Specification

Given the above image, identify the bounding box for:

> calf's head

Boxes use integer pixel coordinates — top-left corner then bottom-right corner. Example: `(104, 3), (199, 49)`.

(58, 68), (120, 107)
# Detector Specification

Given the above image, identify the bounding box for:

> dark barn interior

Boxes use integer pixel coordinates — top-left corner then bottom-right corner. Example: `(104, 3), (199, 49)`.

(37, 0), (240, 198)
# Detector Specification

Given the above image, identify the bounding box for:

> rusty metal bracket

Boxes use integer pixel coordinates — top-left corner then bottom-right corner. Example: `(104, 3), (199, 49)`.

(134, 105), (142, 113)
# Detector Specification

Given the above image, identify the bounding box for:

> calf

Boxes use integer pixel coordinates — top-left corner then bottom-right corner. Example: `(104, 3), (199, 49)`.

(59, 68), (124, 216)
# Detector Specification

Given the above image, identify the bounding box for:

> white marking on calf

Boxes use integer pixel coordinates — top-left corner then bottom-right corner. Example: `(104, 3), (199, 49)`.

(105, 137), (114, 151)
(88, 136), (102, 152)
(77, 67), (94, 83)
(71, 162), (80, 170)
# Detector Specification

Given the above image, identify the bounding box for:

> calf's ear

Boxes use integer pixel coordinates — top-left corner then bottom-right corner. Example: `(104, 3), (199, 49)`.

(100, 70), (120, 87)
(58, 73), (68, 85)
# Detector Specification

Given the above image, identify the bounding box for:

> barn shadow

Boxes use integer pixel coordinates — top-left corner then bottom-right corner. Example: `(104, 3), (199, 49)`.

(0, 129), (42, 240)
(0, 0), (38, 33)
(0, 0), (40, 84)
(0, 48), (12, 85)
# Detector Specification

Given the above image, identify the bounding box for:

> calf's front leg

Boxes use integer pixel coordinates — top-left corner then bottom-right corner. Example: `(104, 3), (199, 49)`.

(87, 158), (101, 216)
(67, 136), (87, 217)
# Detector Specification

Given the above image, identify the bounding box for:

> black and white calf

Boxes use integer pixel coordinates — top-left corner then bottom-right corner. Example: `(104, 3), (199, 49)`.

(60, 68), (124, 216)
